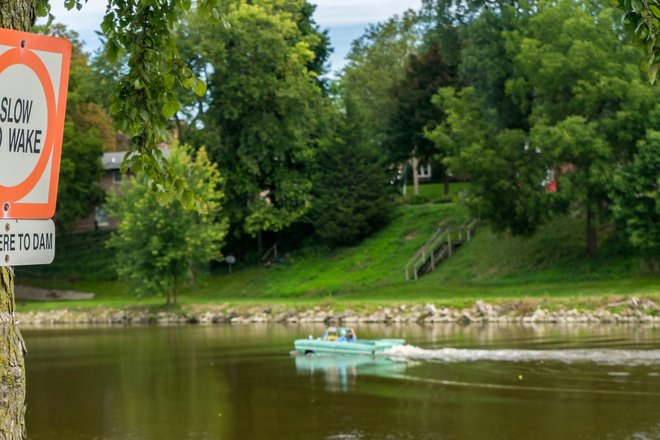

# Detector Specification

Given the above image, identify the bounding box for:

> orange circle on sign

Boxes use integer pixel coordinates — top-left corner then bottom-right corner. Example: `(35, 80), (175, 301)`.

(0, 47), (56, 201)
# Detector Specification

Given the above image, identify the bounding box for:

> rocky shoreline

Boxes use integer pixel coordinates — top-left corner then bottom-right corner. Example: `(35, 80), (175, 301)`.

(15, 297), (660, 326)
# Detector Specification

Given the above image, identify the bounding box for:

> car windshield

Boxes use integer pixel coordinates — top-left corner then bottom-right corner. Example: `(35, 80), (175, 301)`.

(322, 327), (338, 340)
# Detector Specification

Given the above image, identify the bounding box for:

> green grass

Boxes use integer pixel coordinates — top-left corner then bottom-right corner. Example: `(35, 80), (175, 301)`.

(15, 196), (660, 313)
(413, 182), (471, 199)
(430, 215), (645, 285)
(189, 203), (470, 299)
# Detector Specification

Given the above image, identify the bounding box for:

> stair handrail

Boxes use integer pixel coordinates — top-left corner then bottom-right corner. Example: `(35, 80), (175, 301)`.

(261, 243), (278, 263)
(405, 228), (441, 272)
(404, 218), (478, 281)
(405, 227), (449, 280)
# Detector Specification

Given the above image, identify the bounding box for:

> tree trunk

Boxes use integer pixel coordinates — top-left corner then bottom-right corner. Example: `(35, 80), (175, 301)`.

(443, 170), (450, 196)
(586, 204), (598, 257)
(1, 2), (37, 438)
(0, 270), (26, 440)
(172, 275), (178, 305)
(0, 0), (35, 32)
(411, 157), (420, 196)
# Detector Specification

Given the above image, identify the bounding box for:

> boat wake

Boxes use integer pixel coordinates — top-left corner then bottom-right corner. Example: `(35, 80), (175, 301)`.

(383, 345), (660, 366)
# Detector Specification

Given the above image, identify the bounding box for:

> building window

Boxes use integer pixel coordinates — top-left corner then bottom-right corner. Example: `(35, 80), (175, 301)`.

(113, 170), (122, 184)
(95, 205), (109, 228)
(418, 164), (432, 178)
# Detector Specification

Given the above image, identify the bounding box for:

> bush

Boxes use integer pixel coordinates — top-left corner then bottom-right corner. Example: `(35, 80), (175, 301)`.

(407, 194), (431, 205)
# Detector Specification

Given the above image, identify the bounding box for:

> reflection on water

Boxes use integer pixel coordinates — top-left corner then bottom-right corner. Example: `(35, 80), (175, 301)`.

(295, 355), (408, 392)
(22, 323), (660, 440)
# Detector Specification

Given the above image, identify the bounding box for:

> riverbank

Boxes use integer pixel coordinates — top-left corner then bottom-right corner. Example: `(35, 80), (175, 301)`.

(14, 203), (659, 323)
(15, 295), (660, 326)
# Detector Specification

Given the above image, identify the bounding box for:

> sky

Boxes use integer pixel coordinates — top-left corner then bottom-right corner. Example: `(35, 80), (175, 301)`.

(42, 0), (422, 73)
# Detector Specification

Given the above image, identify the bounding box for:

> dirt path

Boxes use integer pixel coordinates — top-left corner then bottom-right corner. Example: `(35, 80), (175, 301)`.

(15, 285), (94, 301)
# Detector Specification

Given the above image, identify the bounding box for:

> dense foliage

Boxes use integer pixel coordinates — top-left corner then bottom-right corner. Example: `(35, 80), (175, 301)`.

(615, 0), (660, 83)
(610, 131), (660, 254)
(311, 110), (395, 246)
(33, 0), (660, 259)
(107, 146), (227, 303)
(419, 0), (660, 256)
(177, 1), (330, 247)
(340, 12), (420, 152)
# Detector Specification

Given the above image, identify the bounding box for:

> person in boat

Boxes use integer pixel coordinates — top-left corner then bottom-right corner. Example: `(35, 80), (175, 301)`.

(337, 328), (357, 342)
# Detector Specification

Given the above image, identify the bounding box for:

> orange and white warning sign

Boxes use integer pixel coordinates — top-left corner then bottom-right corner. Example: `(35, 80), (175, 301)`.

(0, 29), (71, 220)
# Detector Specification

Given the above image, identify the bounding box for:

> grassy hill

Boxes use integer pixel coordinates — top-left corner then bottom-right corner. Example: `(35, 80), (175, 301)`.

(187, 203), (658, 303)
(16, 193), (659, 310)
(191, 203), (470, 300)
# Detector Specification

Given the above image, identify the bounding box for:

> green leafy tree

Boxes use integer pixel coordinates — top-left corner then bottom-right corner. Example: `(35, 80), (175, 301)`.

(340, 11), (420, 151)
(427, 87), (558, 235)
(610, 131), (660, 253)
(180, 0), (328, 249)
(428, 0), (659, 255)
(96, 0), (213, 208)
(386, 43), (459, 193)
(506, 0), (659, 255)
(615, 0), (660, 82)
(458, 8), (528, 131)
(311, 106), (395, 246)
(297, 1), (332, 93)
(107, 146), (227, 304)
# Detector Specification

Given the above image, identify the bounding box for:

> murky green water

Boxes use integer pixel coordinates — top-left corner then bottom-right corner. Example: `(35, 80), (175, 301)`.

(23, 324), (660, 439)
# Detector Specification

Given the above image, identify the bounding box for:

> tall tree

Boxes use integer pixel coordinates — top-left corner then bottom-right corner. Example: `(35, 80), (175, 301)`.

(297, 1), (332, 93)
(311, 103), (395, 246)
(340, 11), (420, 152)
(507, 0), (658, 255)
(428, 0), (660, 255)
(427, 87), (557, 235)
(181, 0), (329, 250)
(386, 43), (459, 194)
(458, 8), (528, 131)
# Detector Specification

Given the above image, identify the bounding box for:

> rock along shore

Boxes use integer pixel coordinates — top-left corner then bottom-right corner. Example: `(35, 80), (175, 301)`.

(15, 297), (660, 326)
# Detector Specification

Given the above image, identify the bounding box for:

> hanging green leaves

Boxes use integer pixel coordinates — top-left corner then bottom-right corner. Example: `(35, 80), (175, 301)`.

(616, 0), (660, 83)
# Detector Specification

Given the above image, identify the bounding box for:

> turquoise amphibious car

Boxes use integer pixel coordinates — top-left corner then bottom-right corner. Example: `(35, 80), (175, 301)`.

(293, 326), (405, 356)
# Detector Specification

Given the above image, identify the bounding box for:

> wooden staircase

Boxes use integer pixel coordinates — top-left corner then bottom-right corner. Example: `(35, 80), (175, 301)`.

(404, 219), (478, 281)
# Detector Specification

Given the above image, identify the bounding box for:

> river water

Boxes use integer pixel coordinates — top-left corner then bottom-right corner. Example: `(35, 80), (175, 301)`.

(22, 324), (660, 439)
